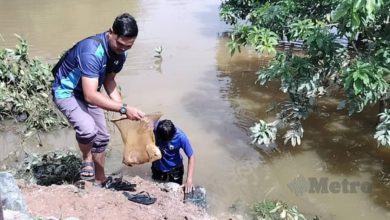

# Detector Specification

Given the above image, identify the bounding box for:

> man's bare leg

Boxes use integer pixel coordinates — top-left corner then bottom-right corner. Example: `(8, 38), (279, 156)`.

(79, 142), (106, 183)
(79, 143), (94, 178)
(92, 152), (106, 182)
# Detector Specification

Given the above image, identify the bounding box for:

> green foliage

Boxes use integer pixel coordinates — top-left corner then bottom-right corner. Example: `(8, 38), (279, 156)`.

(342, 59), (389, 115)
(250, 120), (277, 146)
(228, 24), (279, 55)
(252, 200), (312, 220)
(374, 109), (390, 146)
(14, 151), (81, 185)
(332, 0), (386, 38)
(0, 35), (68, 132)
(220, 0), (390, 146)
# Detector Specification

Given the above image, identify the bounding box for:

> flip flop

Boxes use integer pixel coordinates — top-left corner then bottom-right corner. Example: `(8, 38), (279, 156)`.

(80, 161), (95, 181)
(101, 176), (136, 191)
(123, 191), (157, 205)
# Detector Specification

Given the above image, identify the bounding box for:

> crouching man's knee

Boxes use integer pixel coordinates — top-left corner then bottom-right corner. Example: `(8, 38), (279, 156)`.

(76, 132), (97, 146)
(91, 134), (110, 153)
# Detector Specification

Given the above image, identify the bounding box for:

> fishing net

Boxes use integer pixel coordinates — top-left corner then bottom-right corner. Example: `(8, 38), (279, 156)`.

(184, 186), (207, 210)
(111, 112), (162, 166)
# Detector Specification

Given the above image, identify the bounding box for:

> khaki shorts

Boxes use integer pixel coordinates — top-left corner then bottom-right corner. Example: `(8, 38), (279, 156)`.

(54, 96), (109, 153)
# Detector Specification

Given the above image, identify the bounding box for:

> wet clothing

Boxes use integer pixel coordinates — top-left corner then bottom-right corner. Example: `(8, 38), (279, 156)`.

(152, 165), (184, 185)
(151, 128), (193, 184)
(51, 32), (125, 151)
(52, 32), (126, 100)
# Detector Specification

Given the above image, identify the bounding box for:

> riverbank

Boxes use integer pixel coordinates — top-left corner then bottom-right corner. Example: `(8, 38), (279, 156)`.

(18, 176), (208, 220)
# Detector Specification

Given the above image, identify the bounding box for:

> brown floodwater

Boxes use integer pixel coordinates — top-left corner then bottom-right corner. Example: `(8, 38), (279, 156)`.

(0, 0), (389, 219)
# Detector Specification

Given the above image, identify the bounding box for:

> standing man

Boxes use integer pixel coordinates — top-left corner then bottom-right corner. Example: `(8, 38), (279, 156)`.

(152, 119), (196, 193)
(52, 13), (144, 184)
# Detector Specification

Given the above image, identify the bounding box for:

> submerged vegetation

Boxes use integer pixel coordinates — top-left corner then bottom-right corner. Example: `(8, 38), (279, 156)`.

(0, 35), (68, 132)
(219, 0), (390, 146)
(252, 200), (317, 220)
(228, 199), (318, 219)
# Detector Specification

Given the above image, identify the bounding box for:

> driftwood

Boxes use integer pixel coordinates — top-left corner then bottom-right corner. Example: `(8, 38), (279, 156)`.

(111, 112), (162, 166)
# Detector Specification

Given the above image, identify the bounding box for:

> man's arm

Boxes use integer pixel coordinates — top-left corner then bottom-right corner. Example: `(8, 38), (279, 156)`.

(82, 76), (144, 120)
(184, 155), (195, 193)
(103, 72), (122, 103)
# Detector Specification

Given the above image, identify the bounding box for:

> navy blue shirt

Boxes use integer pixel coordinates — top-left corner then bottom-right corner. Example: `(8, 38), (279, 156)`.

(152, 128), (194, 172)
(52, 32), (126, 99)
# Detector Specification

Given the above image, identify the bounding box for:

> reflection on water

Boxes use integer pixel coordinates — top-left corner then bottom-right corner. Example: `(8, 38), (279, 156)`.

(216, 36), (277, 132)
(0, 0), (389, 219)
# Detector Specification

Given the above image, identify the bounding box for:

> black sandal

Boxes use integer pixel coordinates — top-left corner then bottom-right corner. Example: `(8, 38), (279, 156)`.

(80, 161), (95, 181)
(101, 176), (136, 191)
(123, 191), (156, 205)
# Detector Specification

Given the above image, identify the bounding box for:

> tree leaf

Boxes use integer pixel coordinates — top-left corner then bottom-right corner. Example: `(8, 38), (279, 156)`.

(332, 2), (349, 21)
(354, 0), (364, 11)
(353, 79), (363, 95)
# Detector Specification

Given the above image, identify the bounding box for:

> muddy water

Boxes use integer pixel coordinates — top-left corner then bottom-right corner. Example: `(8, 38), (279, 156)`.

(0, 0), (389, 219)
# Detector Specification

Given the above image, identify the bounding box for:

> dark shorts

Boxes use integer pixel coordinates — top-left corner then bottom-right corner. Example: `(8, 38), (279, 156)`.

(151, 165), (184, 185)
(54, 96), (109, 153)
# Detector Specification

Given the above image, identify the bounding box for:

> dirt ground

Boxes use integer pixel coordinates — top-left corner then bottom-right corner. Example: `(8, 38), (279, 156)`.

(18, 176), (210, 220)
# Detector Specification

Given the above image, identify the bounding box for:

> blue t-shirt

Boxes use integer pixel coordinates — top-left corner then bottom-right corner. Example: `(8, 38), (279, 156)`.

(52, 32), (126, 99)
(152, 128), (194, 172)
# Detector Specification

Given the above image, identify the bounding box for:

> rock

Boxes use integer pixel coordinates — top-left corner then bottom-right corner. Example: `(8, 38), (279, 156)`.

(44, 217), (60, 220)
(0, 172), (28, 213)
(3, 210), (31, 220)
(158, 182), (208, 210)
(0, 195), (3, 220)
(158, 182), (182, 193)
(63, 217), (80, 220)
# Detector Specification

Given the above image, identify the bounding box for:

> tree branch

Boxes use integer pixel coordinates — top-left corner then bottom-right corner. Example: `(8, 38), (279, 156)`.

(351, 41), (361, 55)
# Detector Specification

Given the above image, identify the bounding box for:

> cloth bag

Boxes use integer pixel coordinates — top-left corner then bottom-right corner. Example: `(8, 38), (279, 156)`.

(111, 112), (162, 166)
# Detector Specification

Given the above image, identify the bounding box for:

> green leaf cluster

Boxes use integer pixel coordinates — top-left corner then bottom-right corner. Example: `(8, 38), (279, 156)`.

(13, 151), (82, 185)
(0, 35), (68, 132)
(250, 119), (277, 146)
(374, 109), (390, 147)
(252, 200), (314, 220)
(220, 0), (390, 146)
(342, 59), (389, 114)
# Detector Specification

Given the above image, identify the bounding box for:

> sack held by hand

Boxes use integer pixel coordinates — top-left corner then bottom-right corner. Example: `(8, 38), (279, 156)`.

(111, 112), (163, 166)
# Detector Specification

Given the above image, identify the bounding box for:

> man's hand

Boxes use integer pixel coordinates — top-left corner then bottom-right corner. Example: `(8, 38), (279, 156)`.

(182, 180), (194, 194)
(126, 106), (145, 120)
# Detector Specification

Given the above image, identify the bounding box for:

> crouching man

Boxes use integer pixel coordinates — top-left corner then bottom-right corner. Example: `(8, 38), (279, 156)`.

(151, 119), (195, 193)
